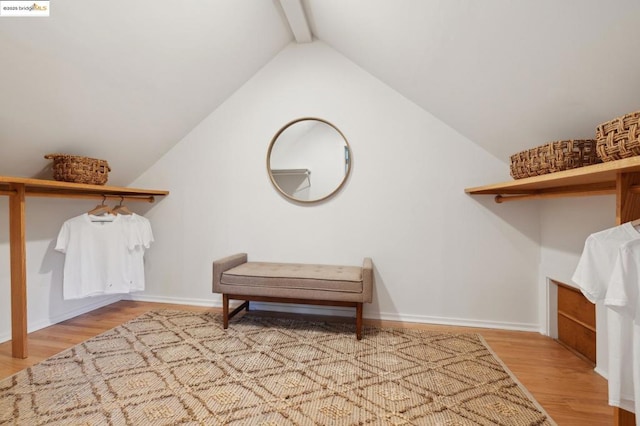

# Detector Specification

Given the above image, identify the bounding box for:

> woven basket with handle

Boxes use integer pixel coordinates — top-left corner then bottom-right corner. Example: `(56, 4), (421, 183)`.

(510, 139), (600, 179)
(596, 110), (640, 162)
(44, 154), (110, 185)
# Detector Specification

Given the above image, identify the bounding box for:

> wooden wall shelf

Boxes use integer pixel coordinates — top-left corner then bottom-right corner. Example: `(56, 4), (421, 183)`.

(466, 158), (638, 426)
(0, 175), (168, 200)
(0, 175), (168, 360)
(465, 156), (640, 202)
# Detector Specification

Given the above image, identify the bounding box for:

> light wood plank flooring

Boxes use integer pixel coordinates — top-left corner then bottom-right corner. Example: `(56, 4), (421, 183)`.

(0, 301), (611, 425)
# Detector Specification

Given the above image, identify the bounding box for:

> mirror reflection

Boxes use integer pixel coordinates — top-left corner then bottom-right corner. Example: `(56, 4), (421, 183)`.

(267, 118), (351, 203)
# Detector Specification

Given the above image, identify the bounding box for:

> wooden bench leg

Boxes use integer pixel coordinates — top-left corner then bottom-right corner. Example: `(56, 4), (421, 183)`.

(223, 295), (250, 329)
(356, 302), (363, 340)
(223, 294), (229, 329)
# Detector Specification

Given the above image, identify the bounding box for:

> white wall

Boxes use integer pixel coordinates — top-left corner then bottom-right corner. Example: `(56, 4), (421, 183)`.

(131, 41), (542, 330)
(539, 197), (615, 289)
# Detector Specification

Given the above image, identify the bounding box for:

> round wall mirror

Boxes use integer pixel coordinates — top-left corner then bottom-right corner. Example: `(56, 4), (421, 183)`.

(267, 117), (352, 203)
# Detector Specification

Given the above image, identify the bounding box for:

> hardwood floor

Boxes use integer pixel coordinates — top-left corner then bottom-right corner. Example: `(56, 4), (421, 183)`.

(0, 301), (611, 425)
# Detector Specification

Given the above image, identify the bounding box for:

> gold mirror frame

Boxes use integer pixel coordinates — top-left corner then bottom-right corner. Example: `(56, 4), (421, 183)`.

(266, 117), (352, 204)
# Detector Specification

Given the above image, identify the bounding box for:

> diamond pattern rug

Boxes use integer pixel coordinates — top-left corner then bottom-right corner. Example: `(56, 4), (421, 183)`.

(0, 310), (555, 425)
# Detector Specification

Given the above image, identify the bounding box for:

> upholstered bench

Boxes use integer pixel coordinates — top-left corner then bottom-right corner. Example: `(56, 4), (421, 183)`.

(212, 253), (373, 339)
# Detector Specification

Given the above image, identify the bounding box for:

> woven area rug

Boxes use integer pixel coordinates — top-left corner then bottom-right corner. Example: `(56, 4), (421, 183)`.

(0, 310), (555, 425)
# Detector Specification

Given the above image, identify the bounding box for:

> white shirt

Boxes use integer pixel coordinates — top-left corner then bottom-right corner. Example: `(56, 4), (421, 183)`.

(608, 239), (640, 323)
(56, 213), (153, 298)
(119, 214), (154, 291)
(572, 223), (640, 303)
(55, 214), (135, 299)
(607, 239), (640, 418)
(572, 222), (640, 414)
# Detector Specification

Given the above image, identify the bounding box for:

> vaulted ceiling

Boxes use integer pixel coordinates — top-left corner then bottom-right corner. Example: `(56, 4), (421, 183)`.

(0, 1), (291, 184)
(2, 0), (639, 184)
(308, 0), (640, 163)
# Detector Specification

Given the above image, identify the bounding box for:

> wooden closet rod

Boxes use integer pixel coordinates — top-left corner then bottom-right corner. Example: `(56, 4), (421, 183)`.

(494, 188), (615, 203)
(495, 183), (640, 203)
(0, 191), (155, 202)
(27, 193), (156, 203)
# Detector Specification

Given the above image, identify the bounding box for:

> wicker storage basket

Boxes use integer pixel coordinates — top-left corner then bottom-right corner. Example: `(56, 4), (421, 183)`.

(596, 110), (640, 162)
(44, 154), (110, 185)
(510, 139), (600, 179)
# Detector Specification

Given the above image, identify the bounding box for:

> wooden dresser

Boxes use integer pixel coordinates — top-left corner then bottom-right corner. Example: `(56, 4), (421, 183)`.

(555, 281), (596, 364)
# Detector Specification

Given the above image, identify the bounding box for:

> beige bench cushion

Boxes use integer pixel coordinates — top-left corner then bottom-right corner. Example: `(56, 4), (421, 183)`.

(221, 262), (363, 293)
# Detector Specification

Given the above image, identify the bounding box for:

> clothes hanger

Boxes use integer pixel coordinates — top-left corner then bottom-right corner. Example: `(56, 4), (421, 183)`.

(112, 196), (133, 215)
(88, 195), (115, 219)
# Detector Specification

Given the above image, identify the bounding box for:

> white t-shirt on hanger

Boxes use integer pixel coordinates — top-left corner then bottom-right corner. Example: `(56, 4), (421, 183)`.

(572, 222), (640, 413)
(606, 238), (640, 417)
(572, 223), (640, 302)
(608, 238), (640, 323)
(55, 214), (135, 299)
(119, 213), (154, 291)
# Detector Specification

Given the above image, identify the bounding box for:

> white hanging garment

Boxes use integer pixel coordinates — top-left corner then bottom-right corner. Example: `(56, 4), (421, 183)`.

(119, 213), (154, 292)
(55, 213), (134, 299)
(572, 222), (640, 415)
(606, 239), (640, 420)
(572, 223), (640, 302)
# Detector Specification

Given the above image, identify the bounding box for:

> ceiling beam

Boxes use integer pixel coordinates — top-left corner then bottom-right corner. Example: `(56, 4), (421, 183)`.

(279, 0), (312, 43)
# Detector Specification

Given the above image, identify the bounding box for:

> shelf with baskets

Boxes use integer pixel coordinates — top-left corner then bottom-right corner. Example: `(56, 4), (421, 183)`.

(0, 175), (169, 360)
(465, 156), (640, 203)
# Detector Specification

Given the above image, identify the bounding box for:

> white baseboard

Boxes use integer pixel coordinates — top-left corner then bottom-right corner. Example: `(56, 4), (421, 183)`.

(123, 293), (217, 307)
(376, 311), (539, 332)
(0, 293), (540, 345)
(0, 295), (122, 344)
(124, 294), (540, 332)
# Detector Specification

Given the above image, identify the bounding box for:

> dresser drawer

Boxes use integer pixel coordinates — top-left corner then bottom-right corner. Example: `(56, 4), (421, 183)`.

(558, 314), (596, 363)
(557, 283), (595, 328)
